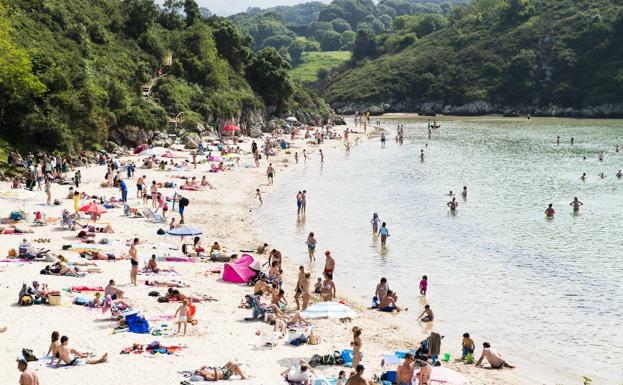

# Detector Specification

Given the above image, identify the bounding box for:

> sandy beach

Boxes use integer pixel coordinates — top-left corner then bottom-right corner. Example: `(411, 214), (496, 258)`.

(0, 125), (531, 385)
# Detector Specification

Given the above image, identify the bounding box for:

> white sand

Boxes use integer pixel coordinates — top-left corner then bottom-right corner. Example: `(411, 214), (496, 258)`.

(0, 129), (531, 385)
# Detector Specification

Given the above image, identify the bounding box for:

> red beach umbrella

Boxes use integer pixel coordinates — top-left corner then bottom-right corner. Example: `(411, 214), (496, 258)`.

(79, 201), (107, 221)
(223, 124), (241, 132)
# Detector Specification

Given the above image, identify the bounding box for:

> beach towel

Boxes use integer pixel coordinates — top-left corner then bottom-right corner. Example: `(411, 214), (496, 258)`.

(70, 286), (103, 292)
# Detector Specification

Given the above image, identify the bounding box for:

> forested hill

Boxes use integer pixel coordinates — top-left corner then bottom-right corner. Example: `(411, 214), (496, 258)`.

(0, 0), (329, 152)
(323, 0), (623, 116)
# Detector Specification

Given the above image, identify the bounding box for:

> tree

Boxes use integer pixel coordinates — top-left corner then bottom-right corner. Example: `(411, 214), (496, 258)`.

(210, 19), (252, 73)
(340, 30), (357, 50)
(245, 48), (293, 107)
(261, 35), (294, 50)
(123, 0), (159, 38)
(184, 0), (201, 26)
(331, 18), (352, 33)
(352, 29), (376, 60)
(319, 30), (342, 51)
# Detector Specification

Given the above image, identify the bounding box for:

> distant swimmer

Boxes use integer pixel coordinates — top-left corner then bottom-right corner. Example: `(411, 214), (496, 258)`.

(545, 203), (555, 219)
(599, 172), (606, 179)
(570, 137), (574, 145)
(617, 145), (620, 153)
(461, 186), (468, 199)
(447, 197), (458, 211)
(428, 129), (432, 140)
(380, 133), (386, 148)
(580, 173), (587, 182)
(569, 197), (583, 212)
(420, 149), (425, 162)
(447, 190), (454, 196)
(556, 136), (560, 145)
(598, 152), (604, 161)
(617, 170), (623, 178)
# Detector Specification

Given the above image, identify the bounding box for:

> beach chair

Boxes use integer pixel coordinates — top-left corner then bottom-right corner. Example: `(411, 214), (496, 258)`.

(60, 211), (77, 230)
(141, 208), (164, 223)
(244, 295), (267, 321)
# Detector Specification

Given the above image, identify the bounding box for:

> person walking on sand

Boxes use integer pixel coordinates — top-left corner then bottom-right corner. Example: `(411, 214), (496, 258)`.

(295, 152), (299, 164)
(44, 178), (52, 206)
(129, 238), (139, 286)
(303, 149), (310, 163)
(397, 353), (415, 385)
(351, 327), (363, 369)
(150, 181), (158, 209)
(178, 195), (189, 224)
(254, 149), (260, 168)
(323, 251), (335, 276)
(256, 189), (263, 206)
(381, 132), (386, 148)
(371, 213), (380, 234)
(136, 175), (146, 198)
(175, 299), (190, 336)
(319, 149), (324, 165)
(545, 203), (555, 219)
(378, 222), (389, 246)
(447, 197), (458, 211)
(73, 170), (81, 188)
(306, 232), (317, 261)
(119, 178), (128, 204)
(294, 266), (305, 310)
(569, 197), (583, 212)
(475, 342), (515, 369)
(267, 163), (274, 185)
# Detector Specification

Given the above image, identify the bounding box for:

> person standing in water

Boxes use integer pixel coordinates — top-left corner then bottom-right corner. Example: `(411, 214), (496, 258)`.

(447, 197), (458, 211)
(378, 222), (389, 246)
(319, 149), (324, 165)
(301, 190), (307, 214)
(266, 163), (274, 185)
(461, 186), (468, 200)
(420, 149), (425, 162)
(428, 129), (432, 140)
(556, 136), (560, 145)
(256, 189), (262, 206)
(296, 191), (303, 216)
(371, 213), (380, 234)
(306, 232), (316, 262)
(380, 133), (386, 148)
(580, 172), (587, 182)
(303, 149), (310, 163)
(545, 204), (555, 219)
(569, 197), (583, 212)
(571, 137), (574, 145)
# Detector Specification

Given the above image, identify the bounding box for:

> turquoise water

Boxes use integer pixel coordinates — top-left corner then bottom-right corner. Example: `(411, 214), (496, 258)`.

(259, 116), (623, 384)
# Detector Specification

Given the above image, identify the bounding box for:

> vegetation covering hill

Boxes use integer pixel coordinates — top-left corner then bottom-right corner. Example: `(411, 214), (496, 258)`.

(290, 51), (352, 82)
(0, 0), (329, 152)
(323, 0), (623, 115)
(230, 0), (464, 65)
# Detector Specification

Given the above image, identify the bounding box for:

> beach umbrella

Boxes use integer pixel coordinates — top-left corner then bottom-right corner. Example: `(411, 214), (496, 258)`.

(167, 227), (203, 237)
(286, 116), (298, 122)
(223, 124), (241, 132)
(414, 366), (469, 385)
(79, 202), (107, 215)
(300, 302), (357, 319)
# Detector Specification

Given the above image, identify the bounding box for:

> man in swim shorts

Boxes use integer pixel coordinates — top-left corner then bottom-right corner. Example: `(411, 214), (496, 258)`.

(379, 290), (402, 312)
(323, 251), (335, 276)
(417, 305), (434, 322)
(396, 353), (415, 385)
(55, 336), (107, 367)
(475, 342), (515, 369)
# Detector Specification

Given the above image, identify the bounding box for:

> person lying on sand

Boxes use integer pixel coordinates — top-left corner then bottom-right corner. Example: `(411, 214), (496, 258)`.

(193, 361), (247, 381)
(281, 360), (314, 385)
(54, 335), (108, 367)
(145, 280), (189, 288)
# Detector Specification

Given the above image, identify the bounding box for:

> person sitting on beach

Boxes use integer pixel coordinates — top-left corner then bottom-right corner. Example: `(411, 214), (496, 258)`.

(193, 237), (205, 254)
(193, 361), (247, 381)
(257, 243), (269, 254)
(374, 277), (389, 306)
(321, 273), (336, 301)
(379, 290), (402, 312)
(54, 335), (108, 367)
(18, 359), (39, 385)
(104, 279), (125, 299)
(475, 342), (515, 369)
(264, 303), (287, 335)
(345, 364), (373, 385)
(397, 353), (415, 385)
(417, 304), (434, 322)
(200, 175), (215, 189)
(146, 255), (159, 273)
(271, 288), (288, 308)
(314, 277), (322, 294)
(46, 331), (61, 362)
(281, 360), (314, 385)
(209, 241), (221, 256)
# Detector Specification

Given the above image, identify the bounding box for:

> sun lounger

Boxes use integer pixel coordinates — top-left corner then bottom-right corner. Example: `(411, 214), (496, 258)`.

(141, 208), (164, 223)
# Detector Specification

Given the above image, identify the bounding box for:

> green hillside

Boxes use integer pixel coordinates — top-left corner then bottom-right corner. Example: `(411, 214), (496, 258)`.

(290, 51), (351, 82)
(323, 0), (623, 112)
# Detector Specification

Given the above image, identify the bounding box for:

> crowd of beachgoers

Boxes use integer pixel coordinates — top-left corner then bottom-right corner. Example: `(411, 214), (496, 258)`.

(0, 119), (527, 385)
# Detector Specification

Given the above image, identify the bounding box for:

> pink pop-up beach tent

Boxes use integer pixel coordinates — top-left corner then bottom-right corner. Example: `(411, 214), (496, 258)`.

(222, 254), (256, 283)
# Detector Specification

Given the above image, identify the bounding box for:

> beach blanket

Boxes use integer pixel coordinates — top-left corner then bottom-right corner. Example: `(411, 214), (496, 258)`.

(156, 256), (195, 263)
(69, 286), (103, 292)
(139, 269), (181, 276)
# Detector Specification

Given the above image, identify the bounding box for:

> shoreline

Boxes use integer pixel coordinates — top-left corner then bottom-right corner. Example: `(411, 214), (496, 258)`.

(0, 125), (533, 385)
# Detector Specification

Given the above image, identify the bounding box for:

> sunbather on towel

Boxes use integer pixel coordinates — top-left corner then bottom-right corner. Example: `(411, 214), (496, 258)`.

(194, 361), (247, 381)
(54, 335), (108, 367)
(145, 280), (188, 288)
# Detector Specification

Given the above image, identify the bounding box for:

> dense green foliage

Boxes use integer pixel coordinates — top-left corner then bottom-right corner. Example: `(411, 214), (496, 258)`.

(324, 0), (623, 109)
(290, 51), (352, 82)
(230, 0), (464, 67)
(0, 0), (326, 152)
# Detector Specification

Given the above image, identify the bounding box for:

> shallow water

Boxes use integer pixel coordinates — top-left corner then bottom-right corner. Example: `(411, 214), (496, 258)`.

(258, 116), (623, 385)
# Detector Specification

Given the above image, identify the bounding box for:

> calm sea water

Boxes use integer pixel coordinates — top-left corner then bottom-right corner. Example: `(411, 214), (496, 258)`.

(258, 116), (623, 385)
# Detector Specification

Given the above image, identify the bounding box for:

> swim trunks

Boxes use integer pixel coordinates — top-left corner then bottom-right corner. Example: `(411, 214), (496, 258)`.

(68, 358), (84, 366)
(380, 306), (395, 312)
(221, 366), (233, 380)
(131, 258), (138, 267)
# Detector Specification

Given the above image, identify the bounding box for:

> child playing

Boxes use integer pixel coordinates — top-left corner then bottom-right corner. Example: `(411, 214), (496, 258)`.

(256, 188), (263, 206)
(314, 277), (322, 294)
(142, 190), (148, 205)
(175, 299), (190, 336)
(91, 292), (102, 308)
(419, 275), (428, 296)
(461, 332), (475, 360)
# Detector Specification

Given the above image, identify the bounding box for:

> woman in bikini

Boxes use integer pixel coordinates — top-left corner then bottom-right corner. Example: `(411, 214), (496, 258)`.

(129, 238), (139, 286)
(306, 232), (316, 262)
(321, 273), (336, 301)
(194, 361), (247, 381)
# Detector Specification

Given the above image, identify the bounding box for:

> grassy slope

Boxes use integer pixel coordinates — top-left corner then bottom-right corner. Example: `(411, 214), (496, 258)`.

(290, 51), (351, 82)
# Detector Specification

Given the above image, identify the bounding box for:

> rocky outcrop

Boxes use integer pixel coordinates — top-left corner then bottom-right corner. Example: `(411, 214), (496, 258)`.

(332, 100), (623, 118)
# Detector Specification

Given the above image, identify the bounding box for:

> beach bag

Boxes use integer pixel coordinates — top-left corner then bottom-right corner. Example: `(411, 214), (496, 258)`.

(157, 296), (169, 303)
(309, 354), (322, 368)
(22, 348), (38, 362)
(179, 197), (189, 207)
(157, 229), (165, 235)
(148, 291), (159, 297)
(307, 330), (320, 345)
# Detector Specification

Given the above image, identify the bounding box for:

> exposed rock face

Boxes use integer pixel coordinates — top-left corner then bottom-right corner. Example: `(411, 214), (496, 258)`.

(332, 100), (623, 118)
(109, 125), (156, 146)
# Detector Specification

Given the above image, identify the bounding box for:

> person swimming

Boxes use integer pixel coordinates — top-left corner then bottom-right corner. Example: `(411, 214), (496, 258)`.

(569, 197), (583, 212)
(580, 173), (587, 182)
(461, 186), (467, 199)
(545, 203), (555, 218)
